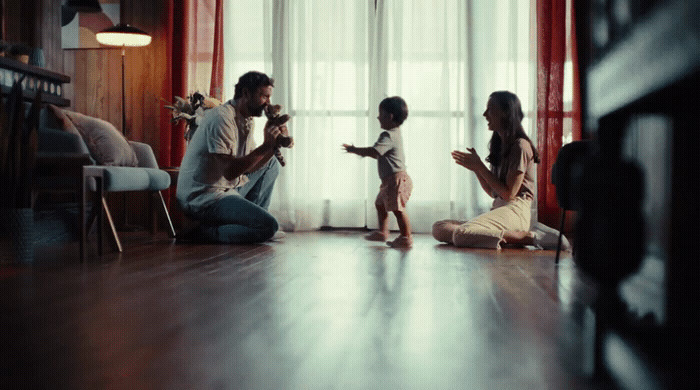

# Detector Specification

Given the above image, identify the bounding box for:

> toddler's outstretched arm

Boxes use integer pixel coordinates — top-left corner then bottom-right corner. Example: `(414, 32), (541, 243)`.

(343, 144), (380, 159)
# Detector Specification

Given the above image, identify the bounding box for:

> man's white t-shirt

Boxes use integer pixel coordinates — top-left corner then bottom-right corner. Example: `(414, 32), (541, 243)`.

(176, 100), (256, 213)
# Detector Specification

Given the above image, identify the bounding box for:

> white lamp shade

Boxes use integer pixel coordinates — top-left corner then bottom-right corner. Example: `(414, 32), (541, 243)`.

(96, 24), (152, 47)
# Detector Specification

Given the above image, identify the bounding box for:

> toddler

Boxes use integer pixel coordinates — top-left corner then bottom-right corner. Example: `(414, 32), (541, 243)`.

(343, 96), (413, 248)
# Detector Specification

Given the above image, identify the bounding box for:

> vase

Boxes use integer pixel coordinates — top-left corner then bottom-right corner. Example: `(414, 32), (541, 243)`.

(29, 48), (45, 68)
(0, 208), (35, 264)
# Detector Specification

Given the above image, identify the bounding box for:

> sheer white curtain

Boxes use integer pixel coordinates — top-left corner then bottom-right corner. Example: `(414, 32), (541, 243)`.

(222, 0), (535, 232)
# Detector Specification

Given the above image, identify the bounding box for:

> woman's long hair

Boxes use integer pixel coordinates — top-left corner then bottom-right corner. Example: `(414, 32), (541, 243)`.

(484, 91), (540, 180)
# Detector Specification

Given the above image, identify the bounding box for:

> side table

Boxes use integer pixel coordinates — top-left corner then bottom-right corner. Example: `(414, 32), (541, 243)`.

(162, 167), (180, 184)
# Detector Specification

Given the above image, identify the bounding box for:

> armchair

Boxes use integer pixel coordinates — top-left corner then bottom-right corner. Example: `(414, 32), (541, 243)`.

(41, 105), (175, 260)
(550, 140), (592, 263)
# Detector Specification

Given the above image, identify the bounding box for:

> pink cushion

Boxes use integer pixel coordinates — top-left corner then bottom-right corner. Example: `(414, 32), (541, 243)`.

(61, 110), (139, 167)
(47, 104), (80, 137)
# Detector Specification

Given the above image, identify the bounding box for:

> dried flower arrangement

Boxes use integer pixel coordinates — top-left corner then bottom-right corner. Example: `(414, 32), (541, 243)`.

(163, 92), (222, 142)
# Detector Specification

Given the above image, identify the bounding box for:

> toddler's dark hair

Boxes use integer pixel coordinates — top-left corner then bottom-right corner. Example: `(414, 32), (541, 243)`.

(234, 71), (275, 100)
(379, 96), (408, 125)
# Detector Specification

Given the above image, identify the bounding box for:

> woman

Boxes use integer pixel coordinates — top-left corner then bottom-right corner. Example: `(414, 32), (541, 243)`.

(433, 91), (564, 249)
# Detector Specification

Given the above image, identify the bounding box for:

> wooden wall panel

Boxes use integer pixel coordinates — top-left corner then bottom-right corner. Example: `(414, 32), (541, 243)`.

(62, 51), (75, 108)
(38, 0), (63, 73)
(3, 0), (25, 43)
(106, 49), (121, 130)
(3, 0), (169, 147)
(5, 0), (172, 228)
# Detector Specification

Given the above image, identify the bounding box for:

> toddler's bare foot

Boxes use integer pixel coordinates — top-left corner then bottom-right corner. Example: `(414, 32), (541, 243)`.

(365, 231), (389, 241)
(387, 235), (413, 248)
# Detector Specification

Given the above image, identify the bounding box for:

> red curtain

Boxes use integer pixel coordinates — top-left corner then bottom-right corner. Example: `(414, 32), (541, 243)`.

(536, 0), (581, 229)
(160, 0), (224, 227)
(210, 0), (225, 101)
(159, 0), (224, 169)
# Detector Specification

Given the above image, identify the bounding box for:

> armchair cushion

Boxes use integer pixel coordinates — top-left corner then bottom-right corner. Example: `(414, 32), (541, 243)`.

(86, 167), (170, 192)
(38, 127), (93, 159)
(100, 166), (151, 191)
(142, 168), (172, 190)
(129, 141), (159, 169)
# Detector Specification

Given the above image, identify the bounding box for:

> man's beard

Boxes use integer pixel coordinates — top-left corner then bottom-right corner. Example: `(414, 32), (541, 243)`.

(250, 103), (265, 117)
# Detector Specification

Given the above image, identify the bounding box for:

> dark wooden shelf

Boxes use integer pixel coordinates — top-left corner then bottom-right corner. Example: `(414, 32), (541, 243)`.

(0, 57), (70, 83)
(0, 56), (71, 107)
(0, 85), (69, 107)
(587, 0), (700, 121)
(577, 0), (700, 387)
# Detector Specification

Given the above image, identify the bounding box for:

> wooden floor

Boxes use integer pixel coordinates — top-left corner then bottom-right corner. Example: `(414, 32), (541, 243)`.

(1, 231), (608, 389)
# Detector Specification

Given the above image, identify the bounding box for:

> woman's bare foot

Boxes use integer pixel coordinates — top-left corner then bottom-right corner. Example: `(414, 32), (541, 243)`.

(501, 231), (535, 247)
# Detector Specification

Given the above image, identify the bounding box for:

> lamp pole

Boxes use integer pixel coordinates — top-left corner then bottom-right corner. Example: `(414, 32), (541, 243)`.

(121, 45), (126, 138)
(96, 24), (152, 231)
(120, 44), (136, 230)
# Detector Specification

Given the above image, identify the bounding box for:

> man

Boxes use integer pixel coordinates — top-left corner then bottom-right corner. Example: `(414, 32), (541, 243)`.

(176, 71), (285, 243)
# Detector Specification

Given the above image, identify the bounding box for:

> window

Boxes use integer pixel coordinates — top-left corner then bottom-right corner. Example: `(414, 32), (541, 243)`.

(223, 0), (536, 232)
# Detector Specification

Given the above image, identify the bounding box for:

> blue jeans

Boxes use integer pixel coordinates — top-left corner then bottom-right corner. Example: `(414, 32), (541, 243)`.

(195, 158), (280, 243)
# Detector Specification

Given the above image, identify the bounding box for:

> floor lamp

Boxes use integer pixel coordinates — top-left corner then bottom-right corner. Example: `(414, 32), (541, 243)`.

(96, 24), (152, 230)
(96, 23), (152, 139)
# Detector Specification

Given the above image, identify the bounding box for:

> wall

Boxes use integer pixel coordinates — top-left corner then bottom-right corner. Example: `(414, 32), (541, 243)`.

(4, 0), (169, 153)
(3, 0), (173, 228)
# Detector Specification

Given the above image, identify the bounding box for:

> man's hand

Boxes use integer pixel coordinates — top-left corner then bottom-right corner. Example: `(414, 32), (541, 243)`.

(277, 125), (294, 148)
(264, 125), (282, 146)
(342, 143), (356, 154)
(279, 124), (289, 137)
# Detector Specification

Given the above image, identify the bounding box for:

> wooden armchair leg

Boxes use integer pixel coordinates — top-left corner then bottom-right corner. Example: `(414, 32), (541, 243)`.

(85, 194), (103, 255)
(83, 166), (106, 260)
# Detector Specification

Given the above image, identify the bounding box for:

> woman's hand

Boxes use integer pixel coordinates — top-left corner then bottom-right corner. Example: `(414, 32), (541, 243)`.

(342, 143), (356, 154)
(451, 148), (485, 172)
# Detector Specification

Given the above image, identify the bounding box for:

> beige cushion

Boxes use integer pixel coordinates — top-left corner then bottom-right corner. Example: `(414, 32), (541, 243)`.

(61, 110), (139, 167)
